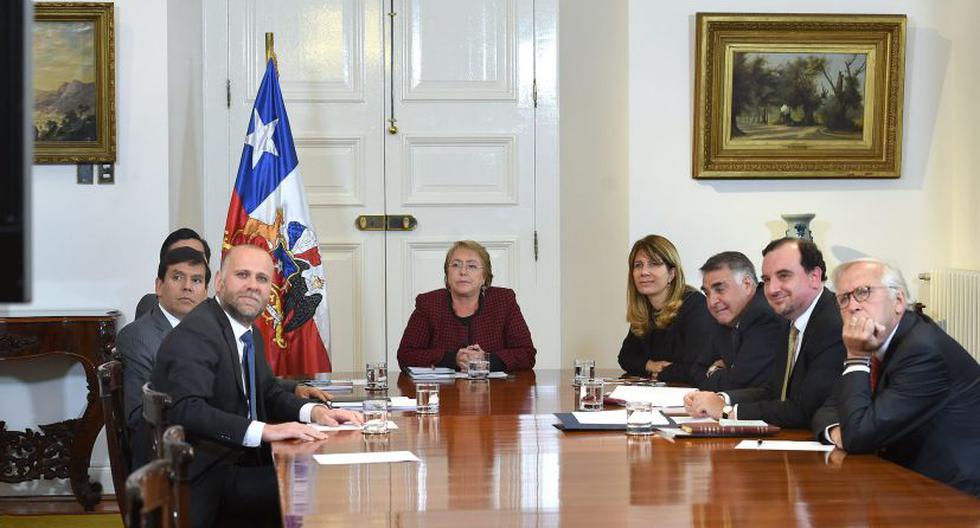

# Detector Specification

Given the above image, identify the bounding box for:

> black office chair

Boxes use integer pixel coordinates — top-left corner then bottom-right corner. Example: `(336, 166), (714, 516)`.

(97, 358), (131, 516)
(125, 425), (194, 528)
(142, 382), (172, 460)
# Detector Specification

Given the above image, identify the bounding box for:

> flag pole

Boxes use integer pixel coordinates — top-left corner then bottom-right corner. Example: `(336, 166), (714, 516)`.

(265, 32), (279, 76)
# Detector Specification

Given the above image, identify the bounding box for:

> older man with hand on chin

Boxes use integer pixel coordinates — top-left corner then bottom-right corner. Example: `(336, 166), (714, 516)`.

(812, 258), (980, 497)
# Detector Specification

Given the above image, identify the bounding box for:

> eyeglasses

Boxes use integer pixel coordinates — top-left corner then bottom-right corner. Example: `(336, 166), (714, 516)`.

(449, 260), (483, 272)
(836, 285), (896, 308)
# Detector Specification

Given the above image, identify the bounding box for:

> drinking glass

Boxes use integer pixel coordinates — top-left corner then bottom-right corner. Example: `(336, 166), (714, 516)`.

(365, 362), (388, 390)
(467, 352), (490, 380)
(578, 379), (604, 411)
(626, 401), (655, 436)
(415, 383), (440, 414)
(573, 358), (596, 386)
(362, 399), (389, 434)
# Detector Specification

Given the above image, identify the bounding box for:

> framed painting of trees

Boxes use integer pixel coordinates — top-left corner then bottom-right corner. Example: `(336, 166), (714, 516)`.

(33, 3), (115, 164)
(693, 14), (906, 179)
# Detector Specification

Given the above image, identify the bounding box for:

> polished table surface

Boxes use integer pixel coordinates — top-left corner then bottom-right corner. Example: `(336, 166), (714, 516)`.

(274, 369), (980, 527)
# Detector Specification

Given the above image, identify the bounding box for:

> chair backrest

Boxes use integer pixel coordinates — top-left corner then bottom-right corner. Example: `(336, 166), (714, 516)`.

(125, 425), (194, 528)
(142, 382), (172, 459)
(163, 426), (194, 528)
(126, 458), (174, 528)
(97, 358), (131, 515)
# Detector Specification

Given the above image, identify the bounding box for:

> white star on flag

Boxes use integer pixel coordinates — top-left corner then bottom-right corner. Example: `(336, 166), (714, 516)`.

(244, 109), (279, 168)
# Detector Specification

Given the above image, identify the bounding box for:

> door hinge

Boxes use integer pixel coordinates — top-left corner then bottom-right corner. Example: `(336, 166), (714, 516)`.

(533, 230), (539, 261)
(226, 79), (231, 108)
(532, 78), (538, 108)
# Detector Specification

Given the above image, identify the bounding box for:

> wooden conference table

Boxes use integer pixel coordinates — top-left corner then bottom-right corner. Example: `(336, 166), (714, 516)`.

(273, 369), (980, 527)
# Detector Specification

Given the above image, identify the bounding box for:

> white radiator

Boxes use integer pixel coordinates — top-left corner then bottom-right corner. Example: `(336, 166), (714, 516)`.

(921, 269), (980, 362)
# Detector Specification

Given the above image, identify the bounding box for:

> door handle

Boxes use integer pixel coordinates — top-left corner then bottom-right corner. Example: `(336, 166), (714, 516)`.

(355, 215), (417, 231)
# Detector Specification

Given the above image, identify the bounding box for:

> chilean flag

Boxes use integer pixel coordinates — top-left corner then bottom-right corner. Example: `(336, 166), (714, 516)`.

(223, 59), (332, 375)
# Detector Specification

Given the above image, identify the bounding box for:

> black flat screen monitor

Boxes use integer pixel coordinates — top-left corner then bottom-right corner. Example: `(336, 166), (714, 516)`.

(0, 0), (32, 303)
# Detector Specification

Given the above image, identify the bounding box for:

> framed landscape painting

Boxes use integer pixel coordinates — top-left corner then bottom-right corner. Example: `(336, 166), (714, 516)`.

(33, 3), (115, 164)
(693, 13), (906, 179)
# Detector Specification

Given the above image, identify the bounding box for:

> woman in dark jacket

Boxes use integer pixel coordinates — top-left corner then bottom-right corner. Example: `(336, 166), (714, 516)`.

(617, 235), (713, 384)
(397, 240), (535, 372)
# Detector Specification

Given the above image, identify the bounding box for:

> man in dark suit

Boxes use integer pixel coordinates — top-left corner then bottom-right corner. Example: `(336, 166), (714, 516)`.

(685, 238), (845, 428)
(812, 259), (980, 496)
(121, 245), (329, 469)
(134, 228), (211, 320)
(151, 245), (362, 528)
(119, 247), (209, 436)
(692, 251), (789, 391)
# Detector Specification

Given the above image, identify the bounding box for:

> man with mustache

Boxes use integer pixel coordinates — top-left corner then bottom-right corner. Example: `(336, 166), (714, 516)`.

(151, 244), (362, 528)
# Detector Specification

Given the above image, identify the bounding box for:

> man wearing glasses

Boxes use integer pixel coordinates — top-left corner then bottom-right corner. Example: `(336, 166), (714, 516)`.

(812, 258), (980, 497)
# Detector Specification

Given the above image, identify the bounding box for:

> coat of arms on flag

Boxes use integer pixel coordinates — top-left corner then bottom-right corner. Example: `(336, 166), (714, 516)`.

(223, 59), (332, 375)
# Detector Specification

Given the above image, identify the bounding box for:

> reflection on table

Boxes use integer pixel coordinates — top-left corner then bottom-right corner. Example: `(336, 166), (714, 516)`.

(274, 369), (980, 527)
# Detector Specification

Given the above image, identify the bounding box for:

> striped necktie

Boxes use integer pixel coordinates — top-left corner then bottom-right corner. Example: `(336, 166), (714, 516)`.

(780, 327), (799, 401)
(241, 330), (258, 420)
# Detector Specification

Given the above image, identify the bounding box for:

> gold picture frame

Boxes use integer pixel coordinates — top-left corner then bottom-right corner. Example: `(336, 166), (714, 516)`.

(693, 13), (906, 179)
(33, 2), (115, 164)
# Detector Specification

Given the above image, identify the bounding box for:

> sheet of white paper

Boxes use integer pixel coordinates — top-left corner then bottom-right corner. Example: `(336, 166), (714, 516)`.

(454, 371), (508, 379)
(672, 416), (716, 424)
(311, 421), (398, 432)
(571, 409), (669, 426)
(719, 419), (769, 427)
(313, 450), (421, 465)
(330, 401), (364, 409)
(388, 397), (417, 409)
(607, 386), (696, 407)
(734, 440), (834, 452)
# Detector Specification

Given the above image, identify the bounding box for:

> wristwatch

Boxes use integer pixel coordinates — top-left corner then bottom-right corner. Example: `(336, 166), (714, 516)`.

(721, 405), (734, 419)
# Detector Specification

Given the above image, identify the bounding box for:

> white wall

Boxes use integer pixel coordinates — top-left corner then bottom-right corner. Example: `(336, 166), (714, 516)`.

(949, 0), (980, 269)
(0, 0), (170, 496)
(559, 1), (630, 368)
(629, 0), (976, 298)
(168, 0), (205, 237)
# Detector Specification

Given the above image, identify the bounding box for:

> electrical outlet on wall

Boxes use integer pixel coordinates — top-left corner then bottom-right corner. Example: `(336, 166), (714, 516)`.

(97, 164), (114, 184)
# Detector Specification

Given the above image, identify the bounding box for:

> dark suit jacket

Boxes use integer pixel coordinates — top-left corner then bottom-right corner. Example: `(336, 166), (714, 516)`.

(118, 304), (173, 431)
(726, 288), (845, 428)
(617, 288), (714, 384)
(812, 311), (980, 496)
(692, 287), (789, 391)
(397, 287), (536, 371)
(150, 298), (305, 484)
(123, 301), (298, 468)
(135, 292), (157, 320)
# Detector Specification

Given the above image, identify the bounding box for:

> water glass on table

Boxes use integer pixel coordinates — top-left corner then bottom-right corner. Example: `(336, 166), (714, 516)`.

(362, 399), (389, 434)
(573, 358), (596, 386)
(365, 361), (388, 390)
(415, 383), (440, 414)
(467, 351), (490, 380)
(625, 401), (655, 436)
(578, 378), (604, 411)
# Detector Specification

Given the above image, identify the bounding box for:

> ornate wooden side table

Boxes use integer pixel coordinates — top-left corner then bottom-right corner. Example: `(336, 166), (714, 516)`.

(0, 310), (119, 510)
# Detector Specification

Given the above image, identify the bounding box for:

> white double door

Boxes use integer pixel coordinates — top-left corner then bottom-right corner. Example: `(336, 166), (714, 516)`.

(205, 0), (558, 371)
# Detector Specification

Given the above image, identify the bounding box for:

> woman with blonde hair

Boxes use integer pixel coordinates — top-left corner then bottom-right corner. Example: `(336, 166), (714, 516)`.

(397, 240), (536, 372)
(617, 235), (713, 383)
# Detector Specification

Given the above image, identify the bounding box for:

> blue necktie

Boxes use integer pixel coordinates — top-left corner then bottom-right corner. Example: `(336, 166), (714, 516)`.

(241, 330), (258, 420)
